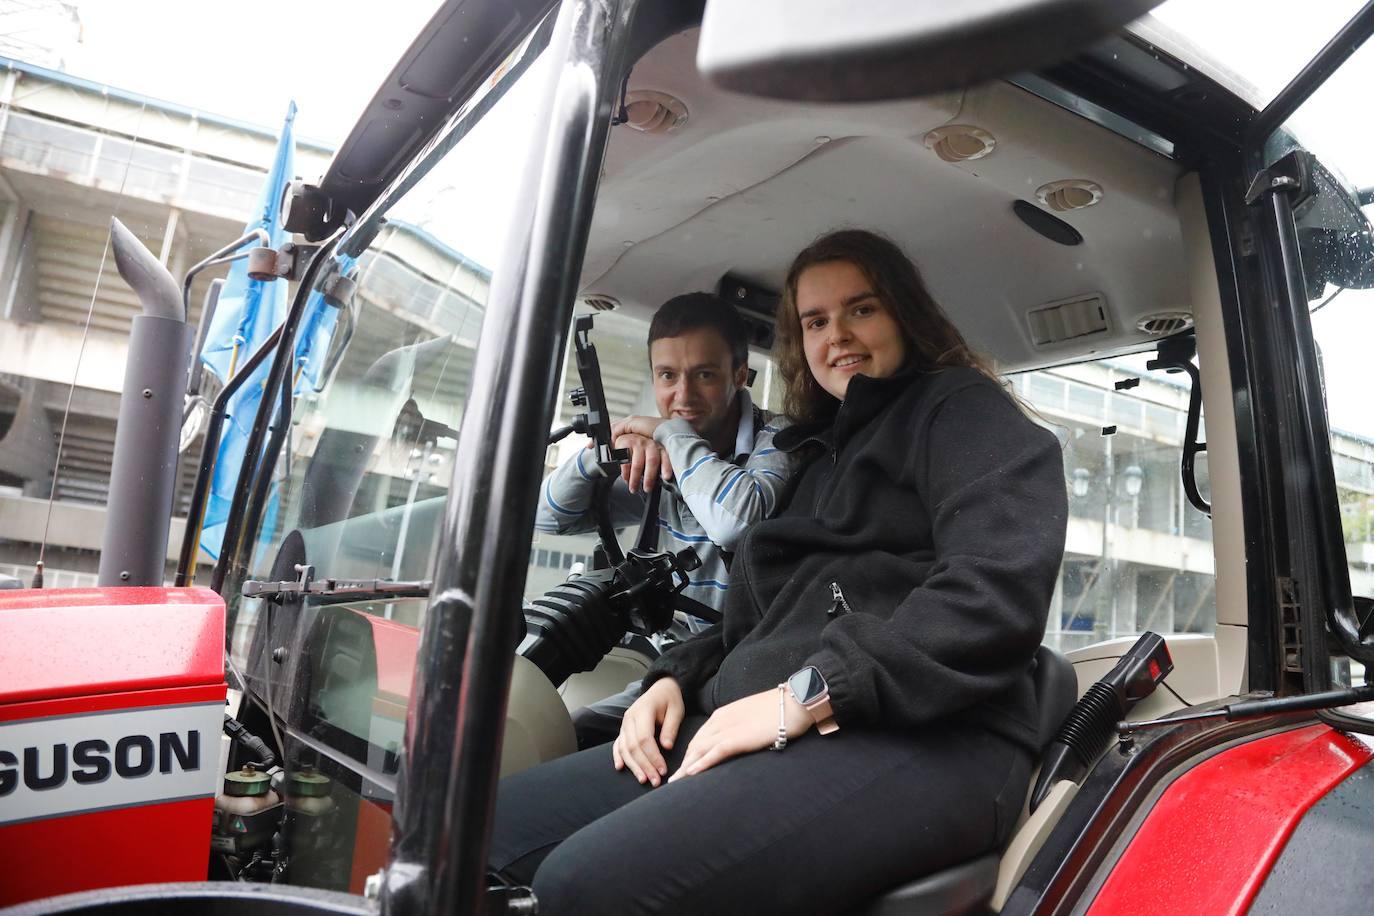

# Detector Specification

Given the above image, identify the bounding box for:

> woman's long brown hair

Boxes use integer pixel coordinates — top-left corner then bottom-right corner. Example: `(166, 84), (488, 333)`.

(775, 229), (995, 423)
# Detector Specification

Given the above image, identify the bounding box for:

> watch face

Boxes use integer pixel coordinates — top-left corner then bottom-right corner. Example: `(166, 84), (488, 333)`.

(789, 666), (828, 705)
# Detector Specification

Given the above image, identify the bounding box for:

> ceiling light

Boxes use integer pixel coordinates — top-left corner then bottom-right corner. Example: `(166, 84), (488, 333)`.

(923, 125), (996, 162)
(622, 90), (688, 134)
(1036, 179), (1104, 211)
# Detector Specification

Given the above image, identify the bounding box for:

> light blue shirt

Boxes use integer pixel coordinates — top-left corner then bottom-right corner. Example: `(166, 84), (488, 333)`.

(535, 389), (796, 621)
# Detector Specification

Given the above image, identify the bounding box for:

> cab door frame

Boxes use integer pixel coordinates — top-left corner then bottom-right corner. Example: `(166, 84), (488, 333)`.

(1236, 3), (1374, 692)
(372, 1), (646, 913)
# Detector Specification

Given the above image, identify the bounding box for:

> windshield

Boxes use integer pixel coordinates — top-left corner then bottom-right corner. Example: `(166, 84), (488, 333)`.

(208, 20), (559, 895)
(226, 31), (552, 676)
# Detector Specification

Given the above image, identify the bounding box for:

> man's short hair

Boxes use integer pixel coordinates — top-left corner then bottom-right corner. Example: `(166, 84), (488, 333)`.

(648, 292), (750, 368)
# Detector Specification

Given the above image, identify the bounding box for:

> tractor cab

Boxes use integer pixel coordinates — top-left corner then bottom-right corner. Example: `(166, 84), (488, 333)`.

(3, 0), (1374, 914)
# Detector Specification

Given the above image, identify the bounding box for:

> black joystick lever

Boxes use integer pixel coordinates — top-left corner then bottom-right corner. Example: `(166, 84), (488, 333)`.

(1030, 632), (1173, 812)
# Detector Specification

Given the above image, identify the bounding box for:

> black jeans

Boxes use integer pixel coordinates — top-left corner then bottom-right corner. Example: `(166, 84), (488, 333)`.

(571, 680), (643, 749)
(490, 716), (1032, 916)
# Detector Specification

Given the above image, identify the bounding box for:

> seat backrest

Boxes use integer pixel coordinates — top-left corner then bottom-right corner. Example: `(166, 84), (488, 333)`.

(1031, 645), (1077, 751)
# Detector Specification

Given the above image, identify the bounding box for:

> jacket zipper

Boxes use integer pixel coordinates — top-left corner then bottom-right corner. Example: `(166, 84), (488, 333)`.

(827, 581), (853, 616)
(814, 446), (838, 514)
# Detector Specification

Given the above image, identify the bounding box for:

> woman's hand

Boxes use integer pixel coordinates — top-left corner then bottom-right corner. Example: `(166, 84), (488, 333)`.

(669, 687), (813, 782)
(613, 677), (685, 787)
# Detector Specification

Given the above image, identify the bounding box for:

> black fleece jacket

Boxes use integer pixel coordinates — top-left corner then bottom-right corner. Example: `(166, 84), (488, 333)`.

(643, 366), (1067, 752)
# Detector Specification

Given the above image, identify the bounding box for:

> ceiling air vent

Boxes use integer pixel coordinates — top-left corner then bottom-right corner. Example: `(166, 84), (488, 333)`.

(1036, 179), (1103, 212)
(622, 90), (688, 134)
(1136, 311), (1194, 336)
(581, 294), (620, 312)
(1027, 293), (1110, 346)
(923, 125), (996, 162)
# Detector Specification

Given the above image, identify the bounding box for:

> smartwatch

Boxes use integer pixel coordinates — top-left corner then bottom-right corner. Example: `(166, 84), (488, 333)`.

(787, 666), (838, 735)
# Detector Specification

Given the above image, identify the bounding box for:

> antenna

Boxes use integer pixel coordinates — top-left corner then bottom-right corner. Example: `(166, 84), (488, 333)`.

(34, 103), (148, 587)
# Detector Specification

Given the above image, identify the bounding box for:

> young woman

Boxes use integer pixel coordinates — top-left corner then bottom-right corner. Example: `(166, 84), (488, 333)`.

(490, 229), (1067, 914)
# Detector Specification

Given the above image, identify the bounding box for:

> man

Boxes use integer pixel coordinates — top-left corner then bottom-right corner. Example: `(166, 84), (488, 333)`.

(536, 292), (793, 619)
(535, 292), (793, 745)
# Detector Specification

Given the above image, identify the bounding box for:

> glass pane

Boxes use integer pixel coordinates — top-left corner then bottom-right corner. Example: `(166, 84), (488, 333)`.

(1312, 285), (1374, 608)
(217, 26), (555, 895)
(1146, 0), (1368, 109)
(1012, 352), (1217, 655)
(1269, 36), (1374, 618)
(1260, 37), (1374, 191)
(232, 43), (552, 596)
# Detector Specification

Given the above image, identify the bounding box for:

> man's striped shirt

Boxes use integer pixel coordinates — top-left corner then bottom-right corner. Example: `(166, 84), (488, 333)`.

(535, 389), (794, 627)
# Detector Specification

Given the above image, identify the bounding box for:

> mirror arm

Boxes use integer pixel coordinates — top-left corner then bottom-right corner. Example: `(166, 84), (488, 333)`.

(174, 324), (285, 586)
(1147, 335), (1211, 517)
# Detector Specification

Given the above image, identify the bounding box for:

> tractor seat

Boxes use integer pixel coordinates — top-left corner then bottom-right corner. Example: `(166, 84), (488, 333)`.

(859, 645), (1078, 916)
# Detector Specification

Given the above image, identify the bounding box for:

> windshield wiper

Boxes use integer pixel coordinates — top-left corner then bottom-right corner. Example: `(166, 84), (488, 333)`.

(1119, 682), (1374, 740)
(242, 563), (431, 602)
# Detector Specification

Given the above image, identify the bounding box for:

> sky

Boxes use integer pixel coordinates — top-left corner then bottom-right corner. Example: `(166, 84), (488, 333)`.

(67, 0), (441, 148)
(40, 0), (1374, 437)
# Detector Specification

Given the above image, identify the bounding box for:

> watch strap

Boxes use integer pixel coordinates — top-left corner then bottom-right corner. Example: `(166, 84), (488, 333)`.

(806, 695), (839, 734)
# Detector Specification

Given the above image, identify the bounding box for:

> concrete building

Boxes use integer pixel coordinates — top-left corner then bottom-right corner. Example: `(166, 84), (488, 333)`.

(0, 54), (332, 584)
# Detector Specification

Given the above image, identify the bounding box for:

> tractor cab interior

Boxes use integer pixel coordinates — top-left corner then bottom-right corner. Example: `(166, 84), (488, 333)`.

(225, 14), (1247, 916)
(557, 24), (1232, 911)
(220, 11), (1266, 912)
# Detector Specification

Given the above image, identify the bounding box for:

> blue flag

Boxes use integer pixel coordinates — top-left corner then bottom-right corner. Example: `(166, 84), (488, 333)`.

(293, 251), (357, 393)
(199, 102), (296, 560)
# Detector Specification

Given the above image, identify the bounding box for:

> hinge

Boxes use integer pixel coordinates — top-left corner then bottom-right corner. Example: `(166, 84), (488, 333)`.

(1279, 576), (1303, 674)
(1238, 217), (1257, 258)
(1243, 150), (1316, 209)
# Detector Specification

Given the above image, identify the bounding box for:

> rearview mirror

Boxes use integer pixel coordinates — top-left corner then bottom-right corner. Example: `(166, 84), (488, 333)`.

(1296, 158), (1374, 296)
(698, 0), (1165, 101)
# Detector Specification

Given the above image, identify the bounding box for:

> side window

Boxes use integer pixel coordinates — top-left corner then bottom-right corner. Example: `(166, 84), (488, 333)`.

(1312, 291), (1374, 619)
(1269, 40), (1374, 651)
(1014, 352), (1216, 654)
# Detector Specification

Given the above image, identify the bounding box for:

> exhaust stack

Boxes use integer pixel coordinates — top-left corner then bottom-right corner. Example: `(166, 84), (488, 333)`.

(97, 218), (195, 587)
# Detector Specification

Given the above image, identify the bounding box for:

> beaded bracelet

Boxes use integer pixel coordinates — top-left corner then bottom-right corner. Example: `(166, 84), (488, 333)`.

(771, 683), (788, 751)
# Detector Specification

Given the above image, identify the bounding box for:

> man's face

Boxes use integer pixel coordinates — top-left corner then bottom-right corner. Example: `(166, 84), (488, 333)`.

(650, 327), (747, 445)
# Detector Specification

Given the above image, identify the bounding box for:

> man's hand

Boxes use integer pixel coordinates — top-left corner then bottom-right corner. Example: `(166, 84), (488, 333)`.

(669, 687), (813, 782)
(582, 417), (675, 492)
(591, 431), (674, 493)
(612, 416), (668, 440)
(613, 677), (686, 787)
(613, 417), (673, 493)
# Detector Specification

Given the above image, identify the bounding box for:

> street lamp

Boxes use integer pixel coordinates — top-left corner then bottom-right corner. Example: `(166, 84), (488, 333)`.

(1122, 464), (1144, 498)
(1070, 452), (1146, 640)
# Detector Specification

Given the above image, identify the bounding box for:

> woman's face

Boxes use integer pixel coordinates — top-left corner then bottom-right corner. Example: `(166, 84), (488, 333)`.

(796, 260), (907, 401)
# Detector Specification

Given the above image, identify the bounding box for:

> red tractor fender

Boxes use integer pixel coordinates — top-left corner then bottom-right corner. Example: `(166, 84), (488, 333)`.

(1087, 723), (1373, 914)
